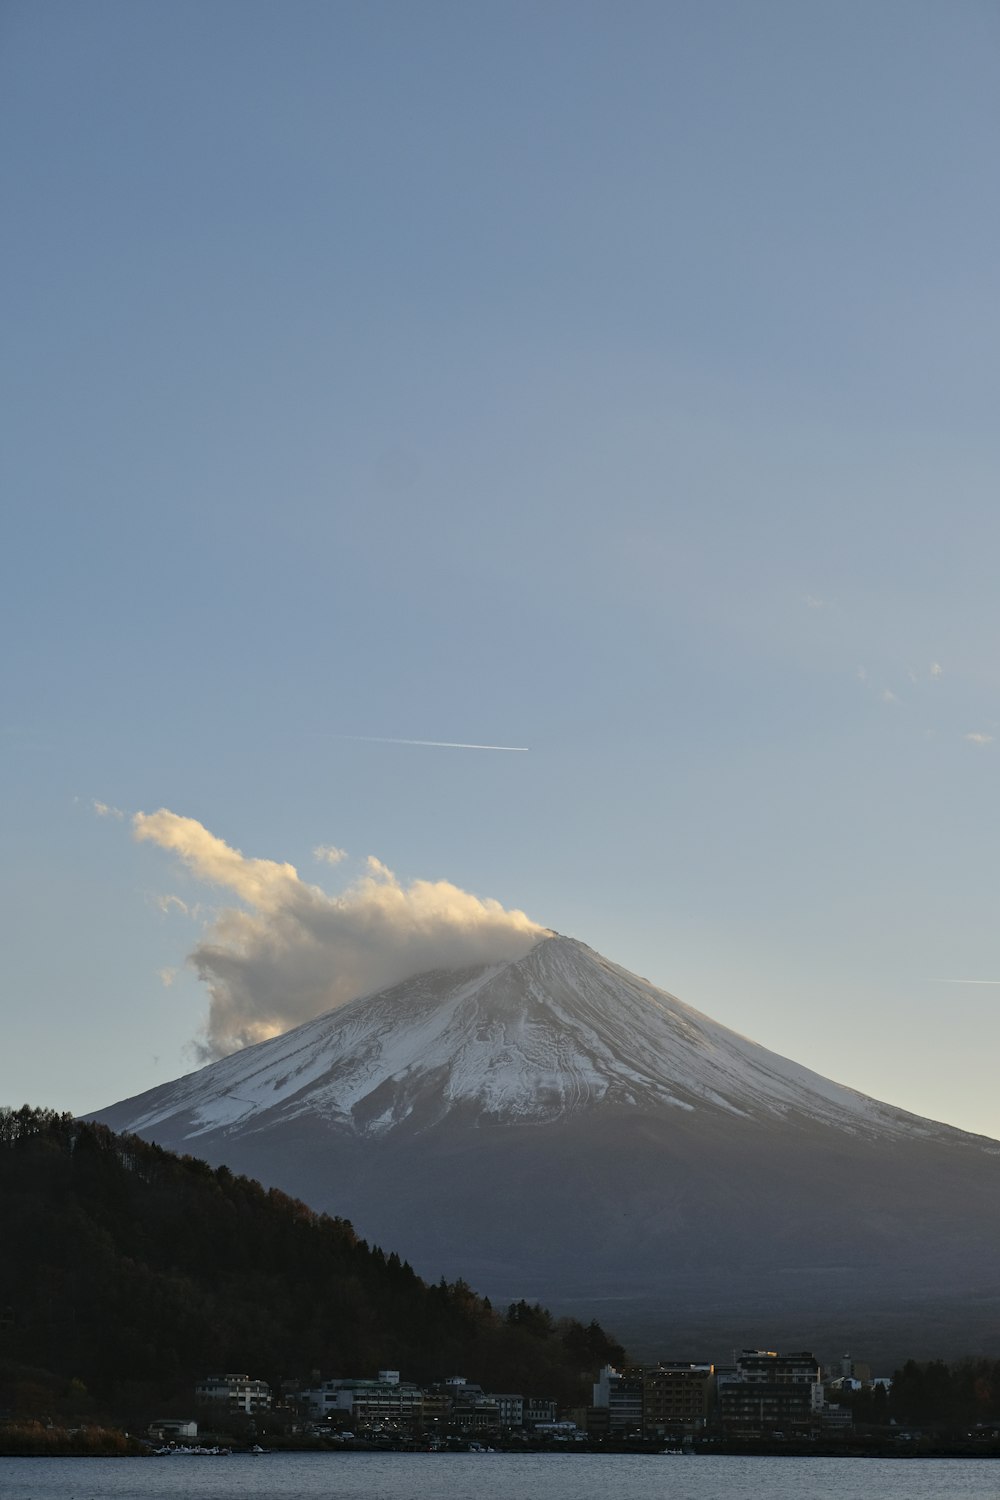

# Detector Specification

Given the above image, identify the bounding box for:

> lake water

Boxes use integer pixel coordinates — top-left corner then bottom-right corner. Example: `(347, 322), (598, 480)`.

(1, 1451), (998, 1500)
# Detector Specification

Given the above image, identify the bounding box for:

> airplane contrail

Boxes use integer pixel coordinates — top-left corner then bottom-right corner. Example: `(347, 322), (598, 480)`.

(930, 979), (1000, 985)
(332, 735), (529, 752)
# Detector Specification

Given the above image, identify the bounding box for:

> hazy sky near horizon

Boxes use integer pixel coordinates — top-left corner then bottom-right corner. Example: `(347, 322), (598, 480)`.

(4, 1), (1000, 1136)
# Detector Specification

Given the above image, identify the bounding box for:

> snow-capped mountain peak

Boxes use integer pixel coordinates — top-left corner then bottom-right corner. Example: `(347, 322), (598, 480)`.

(101, 935), (952, 1144)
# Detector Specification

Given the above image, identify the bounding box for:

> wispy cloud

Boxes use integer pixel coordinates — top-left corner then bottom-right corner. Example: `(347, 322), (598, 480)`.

(152, 893), (192, 917)
(905, 662), (944, 686)
(802, 594), (826, 610)
(157, 967), (178, 988)
(857, 666), (868, 683)
(880, 688), (899, 705)
(132, 810), (546, 1058)
(93, 800), (125, 820)
(964, 732), (993, 746)
(314, 844), (348, 865)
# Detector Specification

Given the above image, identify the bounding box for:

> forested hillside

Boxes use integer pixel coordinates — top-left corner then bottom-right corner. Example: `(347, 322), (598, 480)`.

(0, 1107), (623, 1416)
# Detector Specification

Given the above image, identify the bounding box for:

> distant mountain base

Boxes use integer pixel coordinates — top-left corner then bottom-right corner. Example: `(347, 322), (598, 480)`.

(92, 937), (1000, 1371)
(546, 1289), (1000, 1371)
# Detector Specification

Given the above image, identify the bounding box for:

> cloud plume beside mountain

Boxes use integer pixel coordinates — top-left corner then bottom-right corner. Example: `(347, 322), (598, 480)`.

(132, 810), (545, 1058)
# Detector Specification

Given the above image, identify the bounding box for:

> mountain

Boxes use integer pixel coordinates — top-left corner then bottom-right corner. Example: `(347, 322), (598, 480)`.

(92, 935), (1000, 1364)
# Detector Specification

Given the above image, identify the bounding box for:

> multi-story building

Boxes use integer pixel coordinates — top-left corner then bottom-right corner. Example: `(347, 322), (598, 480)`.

(525, 1396), (558, 1428)
(435, 1381), (498, 1432)
(299, 1372), (543, 1436)
(592, 1365), (644, 1433)
(716, 1350), (822, 1433)
(451, 1393), (501, 1432)
(300, 1369), (423, 1430)
(420, 1389), (453, 1429)
(642, 1363), (714, 1436)
(580, 1404), (611, 1438)
(195, 1374), (272, 1414)
(491, 1394), (524, 1428)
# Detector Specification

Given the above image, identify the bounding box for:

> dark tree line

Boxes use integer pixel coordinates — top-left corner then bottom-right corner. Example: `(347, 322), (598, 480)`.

(885, 1358), (1000, 1430)
(0, 1106), (624, 1422)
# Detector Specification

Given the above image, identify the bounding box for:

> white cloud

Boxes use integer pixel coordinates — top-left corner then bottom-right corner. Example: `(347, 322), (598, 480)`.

(857, 666), (868, 683)
(132, 809), (547, 1058)
(880, 688), (899, 704)
(157, 967), (178, 988)
(802, 594), (826, 610)
(930, 661), (943, 679)
(134, 811), (301, 912)
(964, 732), (993, 746)
(314, 844), (348, 865)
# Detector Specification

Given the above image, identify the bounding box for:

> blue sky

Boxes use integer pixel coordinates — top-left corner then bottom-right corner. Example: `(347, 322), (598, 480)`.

(3, 0), (1000, 1134)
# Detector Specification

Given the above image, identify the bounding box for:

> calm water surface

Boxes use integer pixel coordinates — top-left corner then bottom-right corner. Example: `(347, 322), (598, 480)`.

(2, 1451), (999, 1500)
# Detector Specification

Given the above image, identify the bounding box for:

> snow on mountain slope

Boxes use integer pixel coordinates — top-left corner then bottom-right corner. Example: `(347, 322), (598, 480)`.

(102, 935), (967, 1145)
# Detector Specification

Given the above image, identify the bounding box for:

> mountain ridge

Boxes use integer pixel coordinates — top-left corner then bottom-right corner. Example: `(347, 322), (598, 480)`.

(93, 935), (991, 1147)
